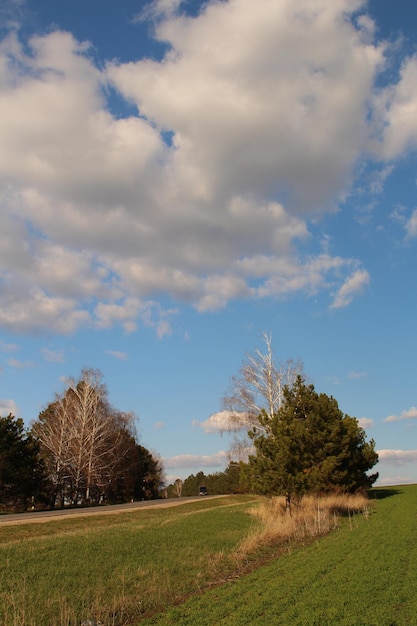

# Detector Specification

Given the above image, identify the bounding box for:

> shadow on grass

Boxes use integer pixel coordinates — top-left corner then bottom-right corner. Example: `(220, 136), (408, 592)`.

(369, 488), (401, 500)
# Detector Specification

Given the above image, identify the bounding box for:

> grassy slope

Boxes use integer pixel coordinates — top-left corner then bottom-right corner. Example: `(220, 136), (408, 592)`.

(1, 487), (416, 625)
(0, 496), (259, 625)
(143, 486), (417, 626)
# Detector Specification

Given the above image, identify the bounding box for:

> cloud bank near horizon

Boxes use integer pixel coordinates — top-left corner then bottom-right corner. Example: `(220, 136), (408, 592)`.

(163, 450), (228, 470)
(377, 449), (417, 466)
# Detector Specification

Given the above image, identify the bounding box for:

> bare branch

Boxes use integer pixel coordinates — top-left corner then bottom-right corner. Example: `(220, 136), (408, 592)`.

(221, 332), (303, 455)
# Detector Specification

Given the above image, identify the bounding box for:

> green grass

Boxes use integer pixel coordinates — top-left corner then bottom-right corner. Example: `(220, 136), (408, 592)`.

(0, 496), (259, 625)
(1, 487), (417, 625)
(142, 486), (417, 626)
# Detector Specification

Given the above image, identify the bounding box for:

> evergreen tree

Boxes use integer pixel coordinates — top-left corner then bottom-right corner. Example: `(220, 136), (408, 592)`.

(182, 471), (206, 496)
(247, 376), (378, 506)
(130, 444), (164, 501)
(0, 414), (47, 512)
(167, 462), (247, 497)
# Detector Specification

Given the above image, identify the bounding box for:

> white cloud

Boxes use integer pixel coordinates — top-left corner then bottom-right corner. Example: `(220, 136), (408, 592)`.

(137, 0), (183, 21)
(330, 269), (370, 309)
(405, 209), (417, 238)
(358, 417), (374, 429)
(163, 450), (228, 469)
(153, 421), (165, 430)
(252, 254), (360, 303)
(376, 475), (416, 487)
(377, 449), (417, 466)
(349, 370), (367, 379)
(109, 0), (381, 213)
(1, 0), (416, 334)
(0, 398), (18, 417)
(0, 285), (91, 334)
(94, 299), (142, 334)
(42, 348), (65, 363)
(105, 350), (128, 361)
(384, 407), (417, 423)
(94, 299), (176, 336)
(391, 206), (417, 240)
(7, 358), (34, 368)
(0, 340), (18, 353)
(373, 56), (417, 160)
(194, 410), (249, 434)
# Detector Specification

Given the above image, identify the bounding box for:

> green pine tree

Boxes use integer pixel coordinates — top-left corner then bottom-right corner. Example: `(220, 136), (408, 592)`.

(0, 414), (47, 512)
(247, 376), (378, 507)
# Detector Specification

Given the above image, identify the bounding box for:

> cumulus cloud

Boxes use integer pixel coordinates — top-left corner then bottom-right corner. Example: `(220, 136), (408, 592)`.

(95, 299), (176, 337)
(137, 0), (183, 21)
(373, 56), (417, 160)
(384, 407), (417, 423)
(0, 398), (18, 417)
(194, 410), (249, 434)
(377, 449), (417, 466)
(163, 450), (228, 469)
(193, 413), (226, 434)
(358, 417), (374, 429)
(1, 0), (415, 334)
(330, 269), (370, 309)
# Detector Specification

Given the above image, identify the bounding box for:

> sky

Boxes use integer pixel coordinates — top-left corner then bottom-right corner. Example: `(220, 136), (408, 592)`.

(0, 0), (416, 487)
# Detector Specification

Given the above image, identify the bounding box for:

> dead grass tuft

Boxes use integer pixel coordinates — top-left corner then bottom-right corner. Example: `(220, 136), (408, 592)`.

(235, 493), (372, 558)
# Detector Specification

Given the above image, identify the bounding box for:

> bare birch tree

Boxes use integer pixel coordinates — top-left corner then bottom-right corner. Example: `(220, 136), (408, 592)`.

(33, 368), (137, 506)
(32, 395), (74, 508)
(65, 369), (139, 504)
(221, 332), (303, 458)
(174, 478), (183, 497)
(65, 368), (112, 503)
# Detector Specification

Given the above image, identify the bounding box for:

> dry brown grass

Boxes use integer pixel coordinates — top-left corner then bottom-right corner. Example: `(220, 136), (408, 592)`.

(235, 493), (372, 558)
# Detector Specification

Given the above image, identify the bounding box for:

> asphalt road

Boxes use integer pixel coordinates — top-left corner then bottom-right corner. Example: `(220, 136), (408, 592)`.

(0, 496), (213, 526)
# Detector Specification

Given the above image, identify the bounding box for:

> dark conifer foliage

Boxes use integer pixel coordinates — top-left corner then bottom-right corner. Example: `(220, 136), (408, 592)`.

(246, 376), (378, 506)
(0, 414), (48, 512)
(166, 462), (245, 497)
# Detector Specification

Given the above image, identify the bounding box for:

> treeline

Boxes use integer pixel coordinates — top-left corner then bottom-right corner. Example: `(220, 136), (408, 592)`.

(0, 369), (163, 513)
(165, 461), (245, 498)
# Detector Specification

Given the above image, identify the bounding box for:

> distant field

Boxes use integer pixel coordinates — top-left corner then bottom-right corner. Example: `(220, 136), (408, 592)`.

(1, 487), (416, 625)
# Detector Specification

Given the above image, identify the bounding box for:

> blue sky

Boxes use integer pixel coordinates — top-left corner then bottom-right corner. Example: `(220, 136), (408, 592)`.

(1, 0), (416, 486)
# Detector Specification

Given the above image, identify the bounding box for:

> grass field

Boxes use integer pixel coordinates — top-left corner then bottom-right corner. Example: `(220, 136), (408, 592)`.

(0, 495), (259, 625)
(143, 485), (417, 626)
(0, 486), (416, 625)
